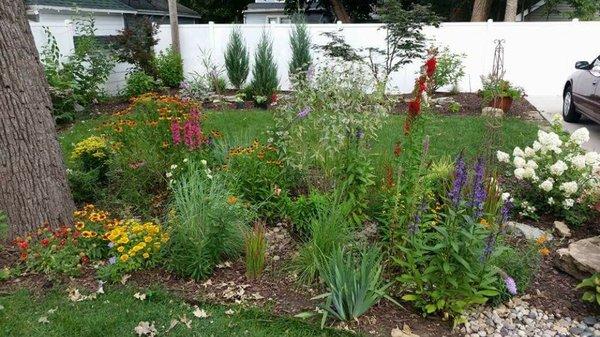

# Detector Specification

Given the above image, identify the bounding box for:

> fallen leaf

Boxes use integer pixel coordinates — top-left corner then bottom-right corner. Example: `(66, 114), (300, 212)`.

(179, 314), (192, 329)
(121, 274), (131, 285)
(224, 309), (235, 316)
(134, 292), (147, 301)
(38, 316), (50, 324)
(201, 279), (213, 288)
(251, 292), (264, 300)
(68, 288), (97, 302)
(134, 321), (157, 337)
(193, 306), (209, 318)
(97, 281), (105, 294)
(47, 307), (58, 314)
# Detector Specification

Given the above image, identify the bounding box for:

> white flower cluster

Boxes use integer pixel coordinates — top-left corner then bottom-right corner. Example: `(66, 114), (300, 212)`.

(497, 117), (600, 214)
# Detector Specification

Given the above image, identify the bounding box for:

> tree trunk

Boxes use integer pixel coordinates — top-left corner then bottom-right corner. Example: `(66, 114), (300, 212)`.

(504, 0), (519, 21)
(329, 0), (352, 23)
(0, 1), (75, 239)
(471, 0), (492, 21)
(168, 0), (180, 54)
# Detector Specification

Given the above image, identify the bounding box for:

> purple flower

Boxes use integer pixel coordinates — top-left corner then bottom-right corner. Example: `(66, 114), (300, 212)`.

(107, 242), (114, 248)
(504, 276), (517, 295)
(297, 106), (311, 119)
(471, 157), (486, 218)
(108, 256), (117, 265)
(355, 128), (364, 140)
(481, 233), (496, 261)
(449, 154), (467, 206)
(501, 198), (513, 224)
(306, 64), (314, 81)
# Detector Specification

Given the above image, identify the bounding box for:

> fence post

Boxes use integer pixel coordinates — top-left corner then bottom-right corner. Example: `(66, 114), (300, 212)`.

(208, 21), (215, 51)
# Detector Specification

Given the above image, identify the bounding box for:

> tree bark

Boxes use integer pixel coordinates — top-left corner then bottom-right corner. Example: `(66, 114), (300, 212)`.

(471, 0), (492, 21)
(504, 0), (519, 21)
(0, 1), (75, 239)
(329, 0), (352, 23)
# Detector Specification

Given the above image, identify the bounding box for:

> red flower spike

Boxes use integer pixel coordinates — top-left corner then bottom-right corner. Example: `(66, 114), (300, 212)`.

(425, 57), (437, 77)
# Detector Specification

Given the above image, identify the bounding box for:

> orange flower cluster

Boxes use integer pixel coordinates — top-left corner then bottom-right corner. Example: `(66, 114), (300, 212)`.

(536, 234), (551, 256)
(228, 140), (282, 165)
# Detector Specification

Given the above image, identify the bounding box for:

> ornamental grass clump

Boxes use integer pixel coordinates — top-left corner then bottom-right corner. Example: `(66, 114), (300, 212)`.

(496, 114), (600, 225)
(165, 159), (252, 280)
(244, 222), (267, 280)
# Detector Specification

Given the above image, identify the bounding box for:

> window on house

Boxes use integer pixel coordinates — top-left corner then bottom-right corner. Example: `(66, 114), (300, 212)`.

(267, 17), (279, 24)
(280, 17), (292, 23)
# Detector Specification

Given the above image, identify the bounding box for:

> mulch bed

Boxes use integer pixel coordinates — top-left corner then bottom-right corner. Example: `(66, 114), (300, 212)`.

(394, 92), (540, 119)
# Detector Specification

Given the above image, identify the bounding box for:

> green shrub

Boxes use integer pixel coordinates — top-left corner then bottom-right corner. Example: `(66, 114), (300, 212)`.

(180, 74), (210, 102)
(294, 197), (352, 284)
(250, 32), (278, 99)
(226, 140), (299, 221)
(166, 160), (252, 280)
(490, 242), (541, 304)
(576, 273), (600, 306)
(431, 47), (465, 92)
(288, 18), (312, 81)
(125, 71), (158, 97)
(245, 222), (267, 280)
(285, 191), (330, 239)
(315, 246), (392, 326)
(448, 101), (462, 113)
(156, 48), (184, 88)
(481, 76), (524, 102)
(224, 28), (250, 90)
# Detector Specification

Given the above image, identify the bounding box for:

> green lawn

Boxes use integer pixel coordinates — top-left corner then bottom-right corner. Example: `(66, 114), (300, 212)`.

(0, 287), (355, 337)
(60, 109), (539, 172)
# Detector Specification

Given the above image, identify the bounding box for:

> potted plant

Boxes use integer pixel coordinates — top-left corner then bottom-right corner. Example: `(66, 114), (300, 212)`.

(234, 93), (246, 109)
(481, 76), (524, 112)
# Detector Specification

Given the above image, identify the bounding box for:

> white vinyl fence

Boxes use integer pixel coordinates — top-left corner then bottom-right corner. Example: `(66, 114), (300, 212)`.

(30, 20), (600, 96)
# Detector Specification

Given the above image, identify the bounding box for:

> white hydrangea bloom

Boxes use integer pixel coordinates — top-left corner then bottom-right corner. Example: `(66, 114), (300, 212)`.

(550, 160), (568, 176)
(585, 151), (600, 166)
(523, 167), (536, 179)
(513, 147), (525, 157)
(514, 168), (525, 180)
(538, 130), (562, 154)
(547, 197), (555, 205)
(526, 160), (538, 170)
(551, 114), (562, 125)
(563, 198), (574, 209)
(539, 179), (554, 192)
(570, 128), (590, 145)
(501, 192), (511, 201)
(559, 181), (578, 196)
(513, 156), (526, 168)
(570, 155), (586, 170)
(524, 147), (536, 158)
(496, 151), (510, 163)
(532, 141), (542, 151)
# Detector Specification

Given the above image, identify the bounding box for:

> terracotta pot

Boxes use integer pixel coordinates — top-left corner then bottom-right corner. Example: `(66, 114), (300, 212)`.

(488, 96), (513, 112)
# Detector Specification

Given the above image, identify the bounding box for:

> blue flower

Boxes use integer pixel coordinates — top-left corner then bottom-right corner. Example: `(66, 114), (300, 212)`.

(449, 154), (467, 206)
(108, 256), (117, 265)
(471, 157), (486, 218)
(504, 276), (517, 295)
(297, 107), (311, 119)
(107, 242), (114, 248)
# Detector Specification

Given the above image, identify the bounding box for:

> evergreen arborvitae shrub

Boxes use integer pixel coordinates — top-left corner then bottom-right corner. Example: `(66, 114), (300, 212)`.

(224, 28), (250, 89)
(288, 19), (311, 80)
(250, 32), (278, 98)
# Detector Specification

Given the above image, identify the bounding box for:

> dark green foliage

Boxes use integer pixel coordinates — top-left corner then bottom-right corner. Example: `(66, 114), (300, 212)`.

(224, 28), (250, 89)
(288, 18), (312, 81)
(124, 71), (158, 97)
(576, 273), (600, 306)
(114, 18), (159, 77)
(156, 48), (184, 88)
(250, 32), (279, 98)
(284, 0), (378, 22)
(284, 191), (330, 239)
(179, 0), (253, 22)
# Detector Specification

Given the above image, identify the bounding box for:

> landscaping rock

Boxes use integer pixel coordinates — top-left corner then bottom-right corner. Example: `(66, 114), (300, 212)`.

(556, 236), (600, 279)
(481, 107), (504, 118)
(431, 96), (455, 105)
(462, 297), (598, 337)
(553, 221), (571, 238)
(507, 222), (553, 241)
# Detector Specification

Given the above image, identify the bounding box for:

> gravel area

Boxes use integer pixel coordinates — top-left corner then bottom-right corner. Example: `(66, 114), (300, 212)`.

(461, 296), (599, 337)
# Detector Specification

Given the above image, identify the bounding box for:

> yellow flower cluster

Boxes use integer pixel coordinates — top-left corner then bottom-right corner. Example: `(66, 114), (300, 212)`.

(228, 139), (282, 165)
(106, 219), (168, 263)
(71, 136), (110, 160)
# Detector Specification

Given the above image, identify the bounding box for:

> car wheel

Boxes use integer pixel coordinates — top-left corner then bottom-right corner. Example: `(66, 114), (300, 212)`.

(563, 87), (581, 123)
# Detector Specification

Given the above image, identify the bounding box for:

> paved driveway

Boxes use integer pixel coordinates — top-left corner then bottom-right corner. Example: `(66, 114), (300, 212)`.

(528, 95), (600, 152)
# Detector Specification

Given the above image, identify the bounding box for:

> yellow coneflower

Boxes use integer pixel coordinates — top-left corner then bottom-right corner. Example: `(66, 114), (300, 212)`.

(227, 195), (238, 205)
(536, 235), (548, 245)
(75, 221), (85, 230)
(539, 247), (551, 256)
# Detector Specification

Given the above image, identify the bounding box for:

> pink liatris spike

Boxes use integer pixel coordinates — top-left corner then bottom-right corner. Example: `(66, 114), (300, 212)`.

(170, 120), (181, 145)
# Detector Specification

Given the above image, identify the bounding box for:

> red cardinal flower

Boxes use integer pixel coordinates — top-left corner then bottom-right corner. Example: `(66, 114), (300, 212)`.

(425, 57), (437, 77)
(408, 99), (421, 117)
(418, 79), (427, 94)
(41, 238), (50, 247)
(17, 241), (28, 250)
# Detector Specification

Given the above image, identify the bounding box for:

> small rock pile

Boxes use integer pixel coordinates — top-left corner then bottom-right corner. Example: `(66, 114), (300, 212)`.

(461, 297), (600, 337)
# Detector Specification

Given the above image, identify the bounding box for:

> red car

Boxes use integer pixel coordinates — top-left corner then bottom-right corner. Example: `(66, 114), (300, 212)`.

(563, 55), (600, 122)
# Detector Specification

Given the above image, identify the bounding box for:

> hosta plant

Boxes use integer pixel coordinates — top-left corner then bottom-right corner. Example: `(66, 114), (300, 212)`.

(576, 273), (600, 307)
(497, 115), (600, 225)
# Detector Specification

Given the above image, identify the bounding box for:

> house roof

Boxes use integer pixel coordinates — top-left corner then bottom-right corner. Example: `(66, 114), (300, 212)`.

(26, 0), (201, 18)
(120, 0), (200, 18)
